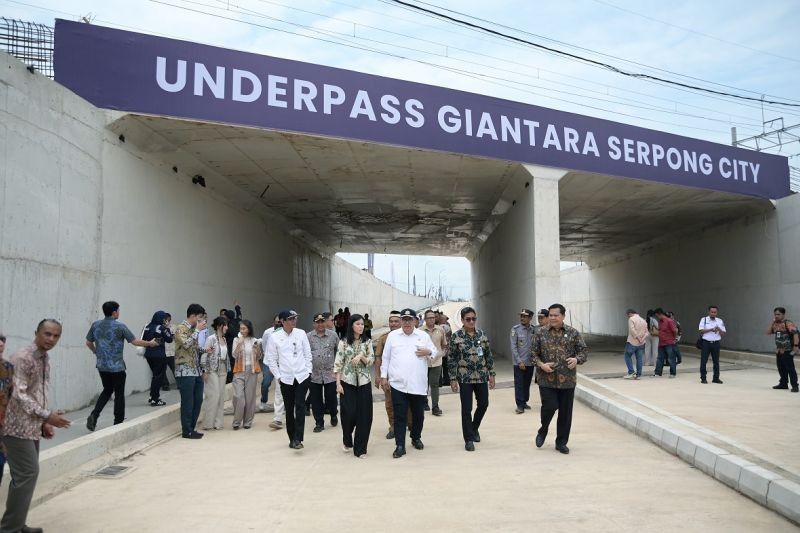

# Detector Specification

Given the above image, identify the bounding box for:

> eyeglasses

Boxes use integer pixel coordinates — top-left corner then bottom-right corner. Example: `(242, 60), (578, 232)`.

(463, 317), (477, 322)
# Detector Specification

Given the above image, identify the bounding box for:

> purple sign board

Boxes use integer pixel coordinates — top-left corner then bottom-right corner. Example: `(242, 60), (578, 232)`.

(53, 20), (791, 199)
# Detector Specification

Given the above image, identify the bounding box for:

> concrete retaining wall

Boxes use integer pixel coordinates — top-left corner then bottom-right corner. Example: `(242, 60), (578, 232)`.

(0, 53), (431, 410)
(561, 191), (800, 352)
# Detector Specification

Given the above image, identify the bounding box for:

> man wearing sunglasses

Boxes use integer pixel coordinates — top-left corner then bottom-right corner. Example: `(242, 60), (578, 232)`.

(265, 309), (312, 450)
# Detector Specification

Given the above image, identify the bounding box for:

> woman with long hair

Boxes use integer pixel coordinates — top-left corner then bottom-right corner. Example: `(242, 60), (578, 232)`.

(200, 316), (230, 430)
(334, 314), (374, 458)
(232, 319), (262, 429)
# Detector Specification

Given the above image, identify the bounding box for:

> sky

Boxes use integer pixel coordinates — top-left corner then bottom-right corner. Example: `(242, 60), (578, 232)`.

(2, 0), (798, 299)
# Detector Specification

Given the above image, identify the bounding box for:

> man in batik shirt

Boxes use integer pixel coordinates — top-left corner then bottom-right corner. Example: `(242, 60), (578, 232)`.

(531, 304), (588, 455)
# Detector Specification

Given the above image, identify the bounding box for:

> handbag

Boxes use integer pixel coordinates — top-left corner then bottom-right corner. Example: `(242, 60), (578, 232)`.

(135, 325), (147, 356)
(695, 318), (705, 349)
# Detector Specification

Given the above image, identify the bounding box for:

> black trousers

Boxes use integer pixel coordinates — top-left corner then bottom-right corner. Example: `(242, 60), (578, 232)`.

(163, 357), (175, 388)
(310, 381), (338, 426)
(340, 382), (373, 456)
(92, 370), (126, 424)
(391, 387), (426, 449)
(538, 386), (575, 447)
(513, 365), (534, 407)
(777, 350), (798, 387)
(700, 340), (721, 380)
(459, 382), (489, 443)
(280, 377), (310, 443)
(146, 357), (167, 401)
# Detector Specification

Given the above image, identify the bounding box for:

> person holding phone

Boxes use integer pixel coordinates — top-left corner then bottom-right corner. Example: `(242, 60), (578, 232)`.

(768, 307), (799, 392)
(698, 306), (726, 384)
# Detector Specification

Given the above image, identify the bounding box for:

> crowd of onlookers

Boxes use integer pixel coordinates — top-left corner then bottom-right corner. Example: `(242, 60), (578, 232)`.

(620, 306), (798, 390)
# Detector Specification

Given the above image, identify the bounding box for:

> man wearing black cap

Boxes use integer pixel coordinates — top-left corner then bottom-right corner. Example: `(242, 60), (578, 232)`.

(380, 308), (438, 458)
(265, 309), (312, 450)
(510, 309), (536, 414)
(536, 309), (549, 330)
(308, 313), (339, 432)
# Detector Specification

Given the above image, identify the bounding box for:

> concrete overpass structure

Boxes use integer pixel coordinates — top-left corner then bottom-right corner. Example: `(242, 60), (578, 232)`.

(0, 20), (796, 409)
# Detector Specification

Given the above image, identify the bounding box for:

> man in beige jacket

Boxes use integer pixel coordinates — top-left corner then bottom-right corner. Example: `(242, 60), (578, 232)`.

(420, 310), (448, 416)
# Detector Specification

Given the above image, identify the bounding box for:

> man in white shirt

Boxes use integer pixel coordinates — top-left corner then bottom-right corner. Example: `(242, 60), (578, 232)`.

(699, 305), (726, 384)
(266, 309), (312, 450)
(261, 315), (285, 428)
(380, 308), (437, 458)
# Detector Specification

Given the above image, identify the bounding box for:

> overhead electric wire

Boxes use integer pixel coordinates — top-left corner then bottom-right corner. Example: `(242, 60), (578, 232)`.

(588, 0), (800, 64)
(375, 0), (800, 119)
(214, 1), (768, 129)
(146, 0), (777, 136)
(0, 0), (784, 138)
(239, 0), (787, 126)
(385, 0), (800, 107)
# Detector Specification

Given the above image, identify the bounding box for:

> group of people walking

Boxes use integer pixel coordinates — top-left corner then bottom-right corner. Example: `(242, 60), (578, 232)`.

(622, 306), (799, 391)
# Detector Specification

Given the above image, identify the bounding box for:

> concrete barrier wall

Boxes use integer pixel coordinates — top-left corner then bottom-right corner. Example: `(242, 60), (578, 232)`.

(561, 192), (800, 352)
(0, 54), (430, 410)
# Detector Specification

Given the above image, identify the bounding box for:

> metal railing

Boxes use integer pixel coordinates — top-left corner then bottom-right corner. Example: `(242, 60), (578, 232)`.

(0, 17), (54, 78)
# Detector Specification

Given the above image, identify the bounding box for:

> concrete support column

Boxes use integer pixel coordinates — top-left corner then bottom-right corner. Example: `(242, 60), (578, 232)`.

(527, 165), (562, 309)
(470, 165), (564, 358)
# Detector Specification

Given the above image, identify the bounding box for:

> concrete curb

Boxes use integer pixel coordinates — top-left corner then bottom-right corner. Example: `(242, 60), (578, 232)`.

(2, 384), (234, 507)
(575, 385), (800, 525)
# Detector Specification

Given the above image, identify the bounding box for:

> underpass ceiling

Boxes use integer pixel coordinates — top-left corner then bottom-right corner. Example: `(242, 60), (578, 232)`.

(110, 115), (776, 261)
(111, 114), (518, 256)
(558, 173), (774, 262)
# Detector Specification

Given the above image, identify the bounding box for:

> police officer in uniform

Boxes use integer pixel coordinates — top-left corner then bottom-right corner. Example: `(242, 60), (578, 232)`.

(510, 309), (535, 414)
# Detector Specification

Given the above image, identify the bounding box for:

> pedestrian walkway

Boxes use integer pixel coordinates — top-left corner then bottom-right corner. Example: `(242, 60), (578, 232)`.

(26, 387), (796, 532)
(573, 337), (800, 481)
(41, 387), (182, 451)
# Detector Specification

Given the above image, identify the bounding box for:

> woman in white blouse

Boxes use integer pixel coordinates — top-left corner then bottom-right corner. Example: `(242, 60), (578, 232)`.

(232, 319), (263, 430)
(201, 316), (230, 430)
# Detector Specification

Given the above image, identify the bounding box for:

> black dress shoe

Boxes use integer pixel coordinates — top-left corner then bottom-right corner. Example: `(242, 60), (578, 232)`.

(473, 430), (481, 443)
(385, 429), (395, 439)
(412, 439), (424, 450)
(465, 441), (475, 452)
(556, 444), (570, 454)
(392, 446), (406, 458)
(86, 413), (98, 432)
(423, 404), (431, 411)
(773, 384), (789, 389)
(331, 415), (338, 427)
(712, 378), (723, 384)
(21, 526), (44, 533)
(182, 432), (202, 439)
(289, 440), (304, 450)
(313, 425), (324, 433)
(524, 403), (532, 410)
(700, 378), (707, 384)
(535, 432), (545, 448)
(792, 386), (799, 393)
